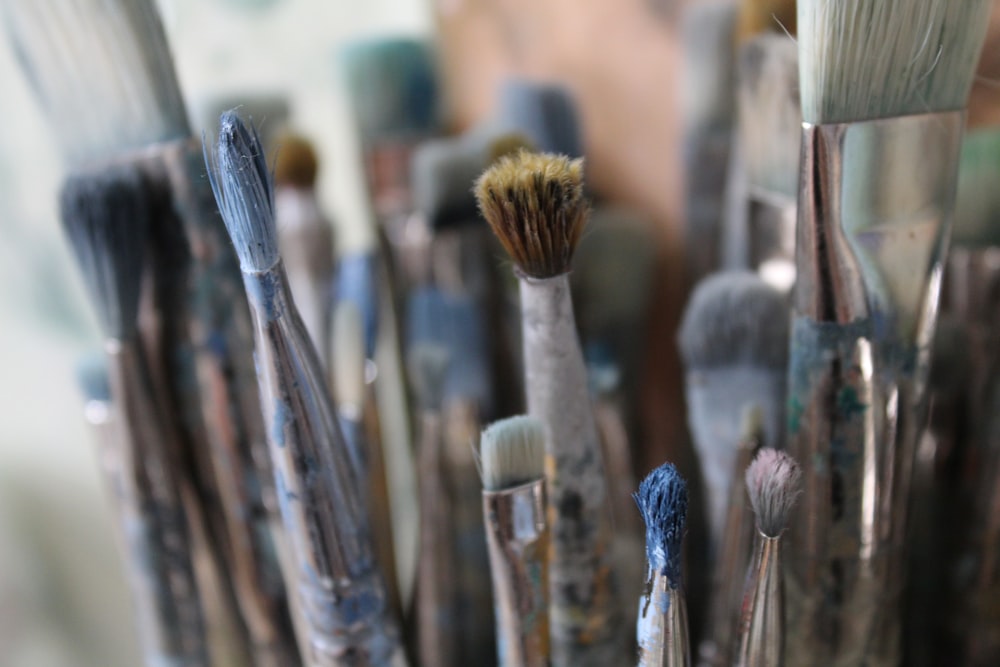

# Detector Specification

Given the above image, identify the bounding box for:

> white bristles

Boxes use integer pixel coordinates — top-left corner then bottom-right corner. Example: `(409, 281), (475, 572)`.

(798, 1), (991, 124)
(332, 300), (366, 413)
(745, 448), (802, 538)
(479, 416), (545, 492)
(2, 0), (189, 164)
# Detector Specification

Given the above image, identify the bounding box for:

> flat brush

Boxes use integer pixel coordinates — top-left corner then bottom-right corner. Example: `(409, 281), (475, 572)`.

(60, 165), (208, 666)
(634, 462), (690, 667)
(479, 416), (550, 667)
(206, 111), (405, 666)
(736, 449), (801, 667)
(788, 2), (991, 664)
(476, 150), (622, 666)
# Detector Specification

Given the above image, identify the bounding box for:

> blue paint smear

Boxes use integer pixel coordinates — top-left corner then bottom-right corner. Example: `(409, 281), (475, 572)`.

(270, 398), (292, 448)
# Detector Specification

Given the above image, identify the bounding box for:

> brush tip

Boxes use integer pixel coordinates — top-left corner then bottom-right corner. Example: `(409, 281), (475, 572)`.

(479, 415), (546, 491)
(634, 462), (688, 586)
(745, 448), (802, 538)
(475, 149), (588, 279)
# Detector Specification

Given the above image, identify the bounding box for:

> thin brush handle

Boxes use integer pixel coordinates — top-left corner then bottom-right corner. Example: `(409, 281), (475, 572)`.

(244, 262), (404, 667)
(415, 411), (458, 667)
(787, 112), (963, 666)
(736, 534), (783, 667)
(636, 571), (690, 667)
(108, 338), (209, 667)
(519, 274), (621, 666)
(483, 480), (550, 667)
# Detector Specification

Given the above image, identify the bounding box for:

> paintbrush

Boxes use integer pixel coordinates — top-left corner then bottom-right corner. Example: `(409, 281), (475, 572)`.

(205, 111), (405, 666)
(479, 415), (550, 667)
(736, 449), (801, 667)
(634, 462), (691, 667)
(726, 34), (800, 291)
(60, 164), (208, 666)
(273, 131), (336, 370)
(476, 150), (622, 665)
(787, 2), (991, 664)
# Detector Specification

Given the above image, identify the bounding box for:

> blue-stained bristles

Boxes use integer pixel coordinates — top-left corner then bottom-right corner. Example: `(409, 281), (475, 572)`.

(59, 164), (151, 340)
(634, 462), (688, 587)
(204, 110), (278, 273)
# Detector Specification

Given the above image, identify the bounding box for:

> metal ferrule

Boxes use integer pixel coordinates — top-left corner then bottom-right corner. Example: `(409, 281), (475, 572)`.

(106, 338), (209, 667)
(519, 274), (620, 666)
(737, 533), (784, 667)
(787, 111), (964, 666)
(243, 262), (404, 667)
(636, 570), (690, 667)
(483, 478), (550, 667)
(747, 193), (797, 292)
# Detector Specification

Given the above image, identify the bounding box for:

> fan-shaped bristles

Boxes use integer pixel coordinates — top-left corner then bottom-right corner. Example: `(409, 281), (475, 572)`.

(59, 164), (151, 340)
(479, 415), (546, 492)
(745, 448), (802, 538)
(204, 110), (278, 273)
(634, 463), (688, 586)
(798, 1), (992, 124)
(474, 150), (588, 279)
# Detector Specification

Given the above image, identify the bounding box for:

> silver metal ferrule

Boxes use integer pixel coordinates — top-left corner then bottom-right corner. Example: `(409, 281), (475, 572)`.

(243, 262), (404, 667)
(736, 533), (784, 667)
(483, 478), (550, 667)
(787, 111), (964, 667)
(637, 570), (690, 667)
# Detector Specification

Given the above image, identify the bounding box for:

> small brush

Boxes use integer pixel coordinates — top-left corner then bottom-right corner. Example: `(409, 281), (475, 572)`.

(476, 150), (622, 666)
(205, 111), (405, 666)
(788, 2), (991, 663)
(60, 164), (208, 666)
(634, 462), (691, 667)
(736, 449), (801, 667)
(273, 132), (336, 369)
(479, 415), (550, 667)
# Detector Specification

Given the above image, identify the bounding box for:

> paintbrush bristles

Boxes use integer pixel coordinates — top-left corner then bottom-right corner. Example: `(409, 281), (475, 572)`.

(635, 463), (688, 586)
(59, 165), (151, 340)
(204, 111), (278, 273)
(798, 1), (991, 124)
(479, 416), (546, 491)
(475, 150), (588, 279)
(745, 448), (802, 538)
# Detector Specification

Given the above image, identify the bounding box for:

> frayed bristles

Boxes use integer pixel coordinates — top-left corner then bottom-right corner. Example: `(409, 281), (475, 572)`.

(407, 343), (450, 413)
(3, 0), (189, 165)
(745, 448), (802, 538)
(475, 150), (588, 279)
(479, 415), (545, 491)
(59, 164), (151, 340)
(798, 1), (992, 124)
(332, 300), (366, 410)
(204, 110), (278, 273)
(634, 462), (688, 586)
(678, 271), (789, 370)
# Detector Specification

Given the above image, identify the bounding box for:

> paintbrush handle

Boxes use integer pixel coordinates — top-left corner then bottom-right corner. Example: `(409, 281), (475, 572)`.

(736, 535), (783, 667)
(483, 480), (550, 667)
(245, 264), (404, 667)
(636, 572), (690, 667)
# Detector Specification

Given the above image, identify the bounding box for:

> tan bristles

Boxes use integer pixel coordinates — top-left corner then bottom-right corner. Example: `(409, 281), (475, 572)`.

(474, 149), (588, 279)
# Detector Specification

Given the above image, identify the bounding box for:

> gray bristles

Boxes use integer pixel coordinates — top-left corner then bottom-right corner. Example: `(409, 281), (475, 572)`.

(745, 448), (802, 538)
(407, 343), (450, 413)
(479, 415), (546, 491)
(3, 0), (189, 165)
(634, 462), (688, 586)
(411, 136), (483, 230)
(59, 164), (150, 340)
(204, 111), (278, 273)
(678, 271), (789, 370)
(798, 1), (992, 124)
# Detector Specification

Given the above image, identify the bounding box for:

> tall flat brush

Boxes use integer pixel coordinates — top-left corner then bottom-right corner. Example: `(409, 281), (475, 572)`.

(736, 449), (801, 667)
(476, 150), (622, 665)
(60, 165), (208, 666)
(634, 462), (690, 667)
(787, 2), (991, 664)
(205, 111), (405, 666)
(479, 416), (550, 667)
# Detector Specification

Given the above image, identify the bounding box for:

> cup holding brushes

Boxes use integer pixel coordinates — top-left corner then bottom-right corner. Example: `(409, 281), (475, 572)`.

(205, 111), (405, 666)
(787, 2), (992, 664)
(634, 463), (691, 667)
(479, 416), (550, 667)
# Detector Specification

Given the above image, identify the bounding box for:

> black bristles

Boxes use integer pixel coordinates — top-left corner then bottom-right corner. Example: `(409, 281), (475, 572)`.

(634, 462), (688, 587)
